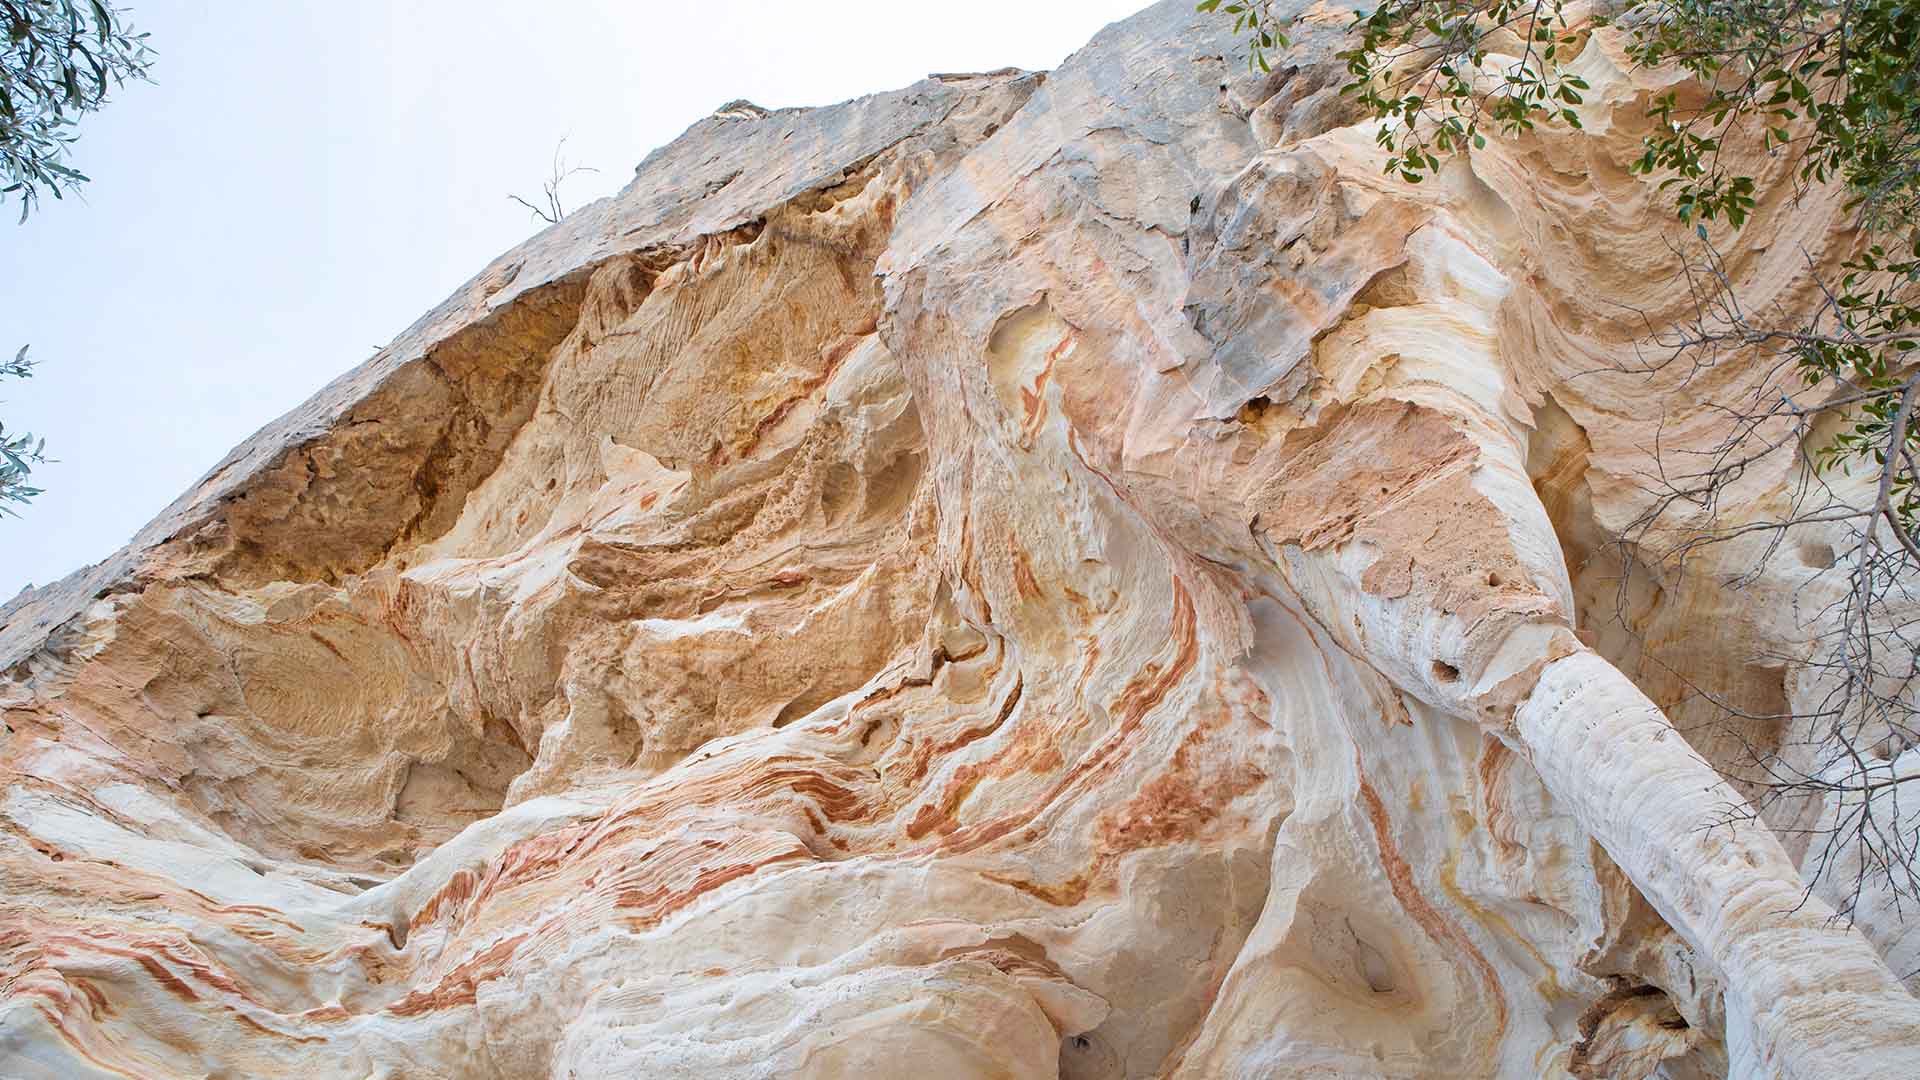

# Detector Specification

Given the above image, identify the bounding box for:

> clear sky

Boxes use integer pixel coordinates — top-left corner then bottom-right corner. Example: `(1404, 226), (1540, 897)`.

(0, 0), (1136, 599)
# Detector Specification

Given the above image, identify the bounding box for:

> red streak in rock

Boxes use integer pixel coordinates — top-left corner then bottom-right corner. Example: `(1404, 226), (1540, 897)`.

(234, 1012), (324, 1043)
(1355, 763), (1509, 1063)
(616, 851), (806, 929)
(72, 976), (111, 1020)
(306, 631), (349, 664)
(933, 576), (1199, 861)
(385, 932), (528, 1017)
(906, 802), (956, 841)
(1011, 546), (1043, 600)
(935, 674), (1023, 758)
(411, 867), (481, 928)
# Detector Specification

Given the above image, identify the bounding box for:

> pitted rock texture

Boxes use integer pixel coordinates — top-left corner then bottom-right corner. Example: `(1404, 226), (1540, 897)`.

(3, 3), (1917, 1078)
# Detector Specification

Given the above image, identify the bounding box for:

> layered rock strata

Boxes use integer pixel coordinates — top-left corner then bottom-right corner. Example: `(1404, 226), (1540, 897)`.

(2, 2), (1916, 1077)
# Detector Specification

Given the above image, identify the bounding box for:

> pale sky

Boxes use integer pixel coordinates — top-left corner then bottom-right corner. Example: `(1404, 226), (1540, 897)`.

(0, 0), (1137, 599)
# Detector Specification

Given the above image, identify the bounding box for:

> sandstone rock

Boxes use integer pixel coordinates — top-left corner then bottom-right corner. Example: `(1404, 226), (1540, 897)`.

(2, 2), (1915, 1077)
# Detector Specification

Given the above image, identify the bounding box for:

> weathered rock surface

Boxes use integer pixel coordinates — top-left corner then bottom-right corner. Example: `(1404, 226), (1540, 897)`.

(3, 3), (1916, 1077)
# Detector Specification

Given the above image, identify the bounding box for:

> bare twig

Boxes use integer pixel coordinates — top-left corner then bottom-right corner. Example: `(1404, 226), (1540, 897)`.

(509, 137), (600, 226)
(1600, 233), (1920, 922)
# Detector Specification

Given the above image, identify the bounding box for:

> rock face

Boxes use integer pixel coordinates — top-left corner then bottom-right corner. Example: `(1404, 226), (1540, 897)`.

(3, 3), (1917, 1077)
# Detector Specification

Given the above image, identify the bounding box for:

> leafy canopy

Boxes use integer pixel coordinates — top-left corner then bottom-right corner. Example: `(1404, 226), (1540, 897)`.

(2, 0), (152, 221)
(2, 1), (150, 513)
(0, 346), (45, 513)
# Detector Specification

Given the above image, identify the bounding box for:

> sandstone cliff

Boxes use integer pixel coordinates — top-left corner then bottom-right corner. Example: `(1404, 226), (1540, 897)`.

(3, 2), (1917, 1077)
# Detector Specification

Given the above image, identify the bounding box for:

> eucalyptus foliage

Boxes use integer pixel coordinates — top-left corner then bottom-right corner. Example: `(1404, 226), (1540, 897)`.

(2, 2), (147, 512)
(2, 0), (152, 221)
(0, 346), (45, 513)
